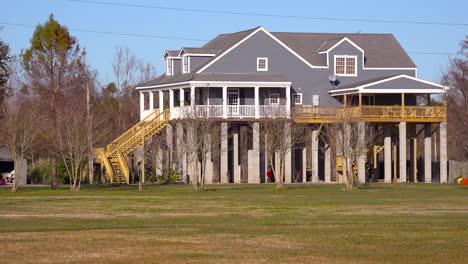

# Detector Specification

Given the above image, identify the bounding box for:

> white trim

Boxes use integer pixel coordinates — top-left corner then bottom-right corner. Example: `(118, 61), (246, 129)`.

(318, 37), (365, 54)
(257, 57), (268, 71)
(136, 81), (293, 90)
(182, 54), (188, 74)
(292, 93), (302, 105)
(269, 93), (280, 105)
(334, 55), (357, 77)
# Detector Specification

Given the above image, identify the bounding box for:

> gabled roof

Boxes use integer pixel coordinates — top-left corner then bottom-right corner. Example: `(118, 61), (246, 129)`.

(328, 75), (447, 95)
(143, 27), (417, 88)
(179, 48), (221, 55)
(163, 50), (180, 58)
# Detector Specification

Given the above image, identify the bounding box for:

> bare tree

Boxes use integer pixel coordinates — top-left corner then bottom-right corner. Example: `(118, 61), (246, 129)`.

(258, 107), (306, 190)
(442, 36), (468, 161)
(177, 107), (222, 191)
(322, 110), (376, 190)
(0, 95), (43, 192)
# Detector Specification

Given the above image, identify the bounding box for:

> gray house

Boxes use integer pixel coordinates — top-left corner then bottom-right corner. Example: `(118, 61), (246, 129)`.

(134, 26), (447, 184)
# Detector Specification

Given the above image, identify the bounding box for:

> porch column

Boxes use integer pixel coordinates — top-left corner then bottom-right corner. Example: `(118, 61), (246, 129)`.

(311, 129), (318, 182)
(302, 146), (307, 182)
(285, 123), (292, 183)
(190, 86), (195, 106)
(254, 86), (260, 119)
(399, 122), (407, 183)
(233, 130), (241, 183)
(248, 122), (260, 183)
(220, 122), (229, 183)
(424, 124), (432, 183)
(285, 85), (291, 116)
(180, 88), (185, 107)
(149, 91), (154, 110)
(440, 122), (448, 183)
(169, 89), (174, 111)
(358, 122), (366, 183)
(159, 90), (163, 112)
(176, 123), (185, 182)
(139, 92), (145, 119)
(222, 86), (227, 119)
(384, 125), (392, 183)
(325, 143), (331, 183)
(205, 134), (213, 184)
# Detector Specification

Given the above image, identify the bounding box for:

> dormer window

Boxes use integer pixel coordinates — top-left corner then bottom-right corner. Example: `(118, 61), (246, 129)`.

(166, 59), (173, 76)
(257, 57), (268, 71)
(182, 55), (189, 74)
(335, 55), (357, 76)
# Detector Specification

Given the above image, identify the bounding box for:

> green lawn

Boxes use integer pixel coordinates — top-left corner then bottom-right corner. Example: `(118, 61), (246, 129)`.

(0, 183), (467, 263)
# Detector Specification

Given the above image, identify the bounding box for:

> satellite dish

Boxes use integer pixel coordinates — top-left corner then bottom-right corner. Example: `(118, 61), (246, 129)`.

(328, 75), (340, 88)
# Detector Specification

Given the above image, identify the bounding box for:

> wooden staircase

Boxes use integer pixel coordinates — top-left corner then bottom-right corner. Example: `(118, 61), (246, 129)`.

(94, 109), (170, 184)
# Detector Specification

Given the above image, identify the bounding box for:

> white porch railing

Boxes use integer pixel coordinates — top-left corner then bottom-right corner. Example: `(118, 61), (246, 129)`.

(168, 105), (289, 120)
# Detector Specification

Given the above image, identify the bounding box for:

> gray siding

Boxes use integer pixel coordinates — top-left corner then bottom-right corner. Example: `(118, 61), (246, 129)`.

(190, 56), (213, 73)
(202, 30), (416, 107)
(173, 59), (181, 75)
(260, 88), (286, 105)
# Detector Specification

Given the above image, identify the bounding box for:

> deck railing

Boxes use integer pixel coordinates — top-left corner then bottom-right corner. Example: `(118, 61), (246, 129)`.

(292, 106), (446, 123)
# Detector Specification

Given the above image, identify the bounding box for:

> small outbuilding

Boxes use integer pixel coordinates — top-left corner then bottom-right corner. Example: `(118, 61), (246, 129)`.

(0, 145), (27, 185)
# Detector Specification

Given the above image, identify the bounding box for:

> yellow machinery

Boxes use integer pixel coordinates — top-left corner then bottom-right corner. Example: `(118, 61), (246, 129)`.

(94, 109), (170, 183)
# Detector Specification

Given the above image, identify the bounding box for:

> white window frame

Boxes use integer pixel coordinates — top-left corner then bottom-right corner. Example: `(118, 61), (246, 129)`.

(257, 57), (268, 71)
(292, 93), (302, 105)
(166, 59), (173, 76)
(269, 93), (280, 105)
(182, 55), (189, 74)
(334, 55), (357, 77)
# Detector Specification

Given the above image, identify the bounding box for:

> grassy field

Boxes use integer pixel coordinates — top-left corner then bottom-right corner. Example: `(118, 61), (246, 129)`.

(0, 183), (467, 264)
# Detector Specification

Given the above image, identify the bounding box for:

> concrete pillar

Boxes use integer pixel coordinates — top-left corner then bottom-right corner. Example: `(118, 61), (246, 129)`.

(384, 125), (392, 183)
(176, 123), (185, 181)
(302, 146), (307, 182)
(166, 124), (173, 170)
(275, 151), (280, 182)
(440, 122), (448, 183)
(325, 144), (331, 183)
(399, 122), (407, 183)
(233, 131), (241, 183)
(311, 130), (318, 182)
(424, 124), (432, 183)
(248, 122), (260, 183)
(358, 122), (366, 183)
(264, 134), (269, 183)
(220, 122), (228, 183)
(205, 134), (213, 184)
(284, 123), (292, 183)
(156, 145), (162, 177)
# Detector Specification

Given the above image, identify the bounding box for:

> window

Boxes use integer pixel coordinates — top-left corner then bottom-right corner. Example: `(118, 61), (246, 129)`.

(269, 93), (279, 105)
(335, 56), (357, 76)
(182, 55), (189, 74)
(292, 93), (302, 105)
(166, 59), (172, 76)
(257, 57), (268, 71)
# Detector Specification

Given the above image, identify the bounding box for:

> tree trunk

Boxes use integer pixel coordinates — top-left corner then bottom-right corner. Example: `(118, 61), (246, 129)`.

(51, 158), (58, 190)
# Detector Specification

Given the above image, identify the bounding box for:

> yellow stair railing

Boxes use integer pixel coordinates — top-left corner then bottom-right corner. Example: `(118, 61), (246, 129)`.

(94, 109), (170, 183)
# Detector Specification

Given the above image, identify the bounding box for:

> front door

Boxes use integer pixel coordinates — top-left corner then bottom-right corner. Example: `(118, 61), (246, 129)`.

(228, 88), (239, 115)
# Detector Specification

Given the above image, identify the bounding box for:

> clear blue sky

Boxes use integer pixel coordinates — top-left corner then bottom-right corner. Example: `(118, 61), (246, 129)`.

(1, 0), (466, 85)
